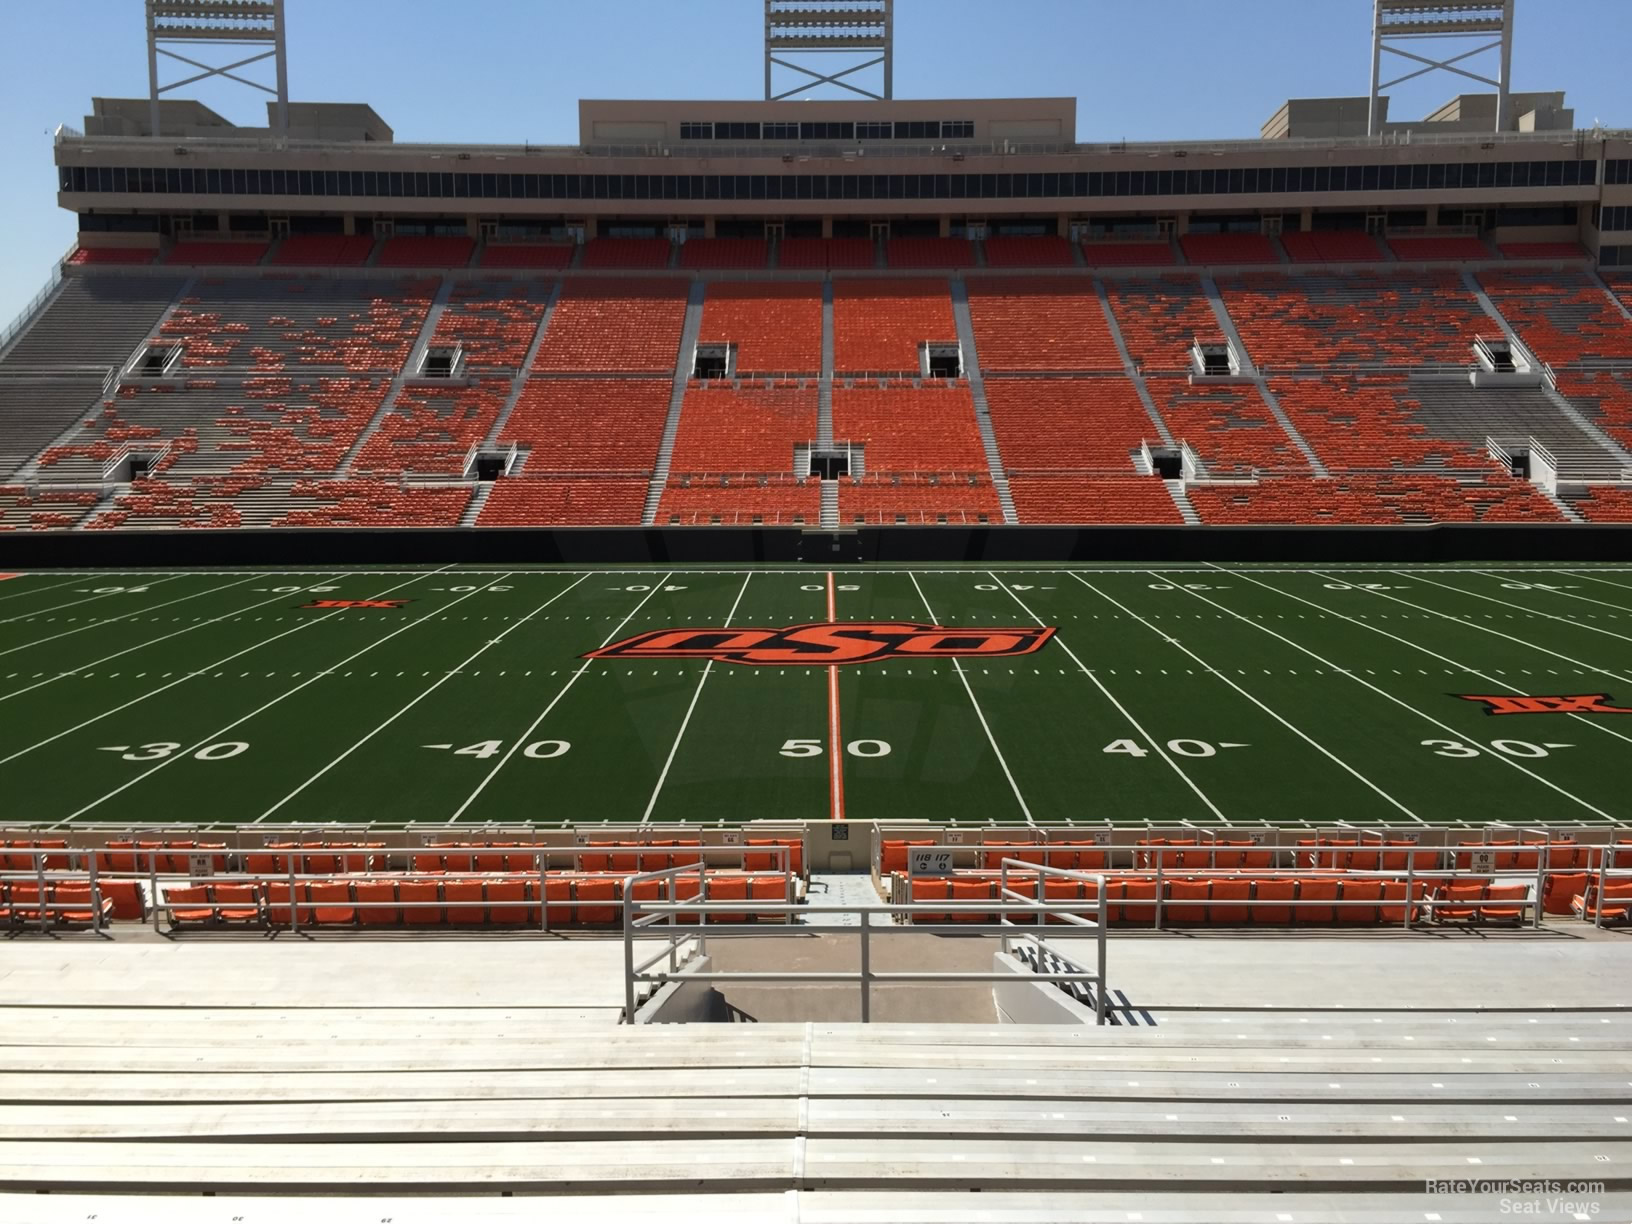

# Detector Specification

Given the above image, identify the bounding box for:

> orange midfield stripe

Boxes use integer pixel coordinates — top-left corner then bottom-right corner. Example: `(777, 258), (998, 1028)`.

(826, 571), (845, 822)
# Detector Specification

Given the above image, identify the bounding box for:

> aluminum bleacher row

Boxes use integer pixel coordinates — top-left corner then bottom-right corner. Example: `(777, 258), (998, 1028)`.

(4, 256), (1630, 530)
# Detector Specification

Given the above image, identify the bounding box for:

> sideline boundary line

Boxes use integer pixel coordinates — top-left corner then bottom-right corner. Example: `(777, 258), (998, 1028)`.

(991, 573), (1228, 824)
(1162, 578), (1616, 822)
(638, 572), (754, 828)
(910, 572), (1032, 825)
(445, 575), (676, 823)
(252, 573), (594, 823)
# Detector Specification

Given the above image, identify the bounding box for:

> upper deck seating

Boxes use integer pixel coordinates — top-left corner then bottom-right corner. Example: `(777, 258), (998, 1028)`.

(1279, 231), (1386, 263)
(983, 236), (1075, 267)
(164, 241), (269, 267)
(1148, 379), (1309, 475)
(984, 377), (1160, 470)
(352, 378), (510, 477)
(658, 477), (819, 525)
(777, 238), (874, 270)
(67, 247), (156, 266)
(375, 236), (475, 268)
(964, 278), (1122, 372)
(476, 478), (647, 526)
(838, 474), (1000, 524)
(1498, 243), (1588, 260)
(698, 283), (821, 374)
(530, 279), (688, 373)
(1007, 476), (1184, 524)
(886, 237), (974, 268)
(478, 244), (574, 270)
(161, 278), (436, 373)
(500, 378), (671, 472)
(1103, 276), (1218, 371)
(1477, 269), (1632, 364)
(833, 280), (956, 373)
(1386, 236), (1489, 261)
(832, 383), (987, 471)
(430, 281), (552, 370)
(1555, 371), (1632, 451)
(679, 239), (768, 270)
(1180, 233), (1283, 265)
(668, 384), (817, 475)
(1217, 272), (1489, 370)
(580, 239), (672, 270)
(1080, 241), (1176, 268)
(269, 235), (376, 267)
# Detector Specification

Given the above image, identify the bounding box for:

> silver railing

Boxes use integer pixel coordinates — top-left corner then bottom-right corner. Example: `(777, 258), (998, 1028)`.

(622, 857), (1109, 1024)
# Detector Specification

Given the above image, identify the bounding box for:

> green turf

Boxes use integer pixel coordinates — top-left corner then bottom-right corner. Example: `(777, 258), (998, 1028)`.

(1, 563), (1631, 829)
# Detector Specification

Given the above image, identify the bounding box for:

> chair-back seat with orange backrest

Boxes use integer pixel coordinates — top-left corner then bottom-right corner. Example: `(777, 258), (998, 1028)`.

(1252, 878), (1295, 925)
(949, 878), (991, 923)
(1436, 882), (1486, 921)
(308, 881), (355, 926)
(442, 879), (484, 926)
(99, 880), (146, 920)
(1338, 880), (1383, 925)
(909, 877), (948, 924)
(1574, 882), (1632, 923)
(750, 874), (787, 921)
(411, 850), (445, 874)
(982, 840), (1032, 870)
(1166, 879), (1209, 926)
(575, 877), (618, 925)
(1296, 879), (1338, 924)
(399, 879), (442, 926)
(707, 874), (751, 923)
(167, 885), (214, 927)
(353, 880), (399, 927)
(473, 849), (508, 875)
(1542, 872), (1587, 916)
(1378, 881), (1424, 925)
(1120, 877), (1157, 925)
(1480, 884), (1529, 924)
(53, 884), (111, 927)
(487, 878), (528, 925)
(211, 884), (262, 926)
(1209, 878), (1251, 925)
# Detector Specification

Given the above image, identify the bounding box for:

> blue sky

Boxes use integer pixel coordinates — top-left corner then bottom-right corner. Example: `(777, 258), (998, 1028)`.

(1, 0), (1623, 322)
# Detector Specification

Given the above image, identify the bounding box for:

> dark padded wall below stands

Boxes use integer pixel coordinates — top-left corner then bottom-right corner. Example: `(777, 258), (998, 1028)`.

(1, 525), (1630, 568)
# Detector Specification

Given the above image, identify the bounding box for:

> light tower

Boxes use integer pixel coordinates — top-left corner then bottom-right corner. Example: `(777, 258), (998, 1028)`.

(146, 0), (290, 139)
(1368, 1), (1516, 136)
(765, 0), (893, 102)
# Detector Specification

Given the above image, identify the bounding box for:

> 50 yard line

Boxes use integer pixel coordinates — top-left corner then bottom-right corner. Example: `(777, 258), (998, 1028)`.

(827, 571), (845, 822)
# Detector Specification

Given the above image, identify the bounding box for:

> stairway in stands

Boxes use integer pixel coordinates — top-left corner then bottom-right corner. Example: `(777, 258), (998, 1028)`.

(819, 280), (838, 527)
(480, 281), (561, 454)
(642, 281), (706, 524)
(950, 279), (1018, 524)
(338, 277), (455, 476)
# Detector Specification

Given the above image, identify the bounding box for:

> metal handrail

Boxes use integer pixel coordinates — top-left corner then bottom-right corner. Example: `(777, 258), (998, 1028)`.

(621, 856), (1108, 1024)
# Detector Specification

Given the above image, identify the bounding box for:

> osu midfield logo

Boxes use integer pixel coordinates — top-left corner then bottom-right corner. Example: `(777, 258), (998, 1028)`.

(1459, 693), (1632, 716)
(587, 622), (1057, 667)
(304, 599), (411, 610)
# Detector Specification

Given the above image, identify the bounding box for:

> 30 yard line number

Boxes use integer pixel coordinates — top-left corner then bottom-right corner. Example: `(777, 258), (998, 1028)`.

(1423, 739), (1571, 759)
(99, 742), (249, 762)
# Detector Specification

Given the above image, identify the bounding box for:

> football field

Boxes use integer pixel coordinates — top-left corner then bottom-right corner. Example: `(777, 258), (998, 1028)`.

(1, 562), (1631, 831)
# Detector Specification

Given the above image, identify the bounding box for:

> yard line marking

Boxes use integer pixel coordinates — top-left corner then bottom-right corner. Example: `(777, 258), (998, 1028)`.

(827, 571), (846, 823)
(0, 580), (336, 706)
(446, 575), (675, 823)
(0, 574), (190, 625)
(252, 574), (589, 823)
(57, 567), (482, 820)
(0, 576), (257, 660)
(992, 574), (1226, 822)
(1077, 572), (1424, 822)
(1174, 573), (1616, 821)
(1290, 569), (1632, 751)
(1402, 570), (1632, 646)
(1565, 570), (1632, 600)
(0, 569), (425, 770)
(638, 572), (754, 828)
(910, 573), (1035, 824)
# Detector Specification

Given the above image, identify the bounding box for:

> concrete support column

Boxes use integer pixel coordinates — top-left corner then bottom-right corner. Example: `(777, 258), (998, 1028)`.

(821, 215), (834, 239)
(1300, 207), (1314, 233)
(703, 217), (717, 239)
